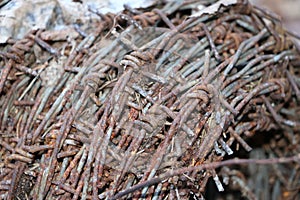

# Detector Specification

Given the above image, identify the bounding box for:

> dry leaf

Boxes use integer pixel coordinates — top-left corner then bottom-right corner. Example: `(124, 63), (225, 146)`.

(191, 0), (239, 17)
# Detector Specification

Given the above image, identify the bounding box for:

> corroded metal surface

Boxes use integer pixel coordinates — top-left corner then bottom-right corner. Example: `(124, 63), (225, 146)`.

(0, 0), (300, 199)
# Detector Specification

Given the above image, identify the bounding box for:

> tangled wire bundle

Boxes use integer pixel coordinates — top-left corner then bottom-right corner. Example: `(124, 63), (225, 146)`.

(0, 0), (300, 199)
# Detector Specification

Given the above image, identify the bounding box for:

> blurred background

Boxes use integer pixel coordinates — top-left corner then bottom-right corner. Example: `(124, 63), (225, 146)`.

(250, 0), (300, 34)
